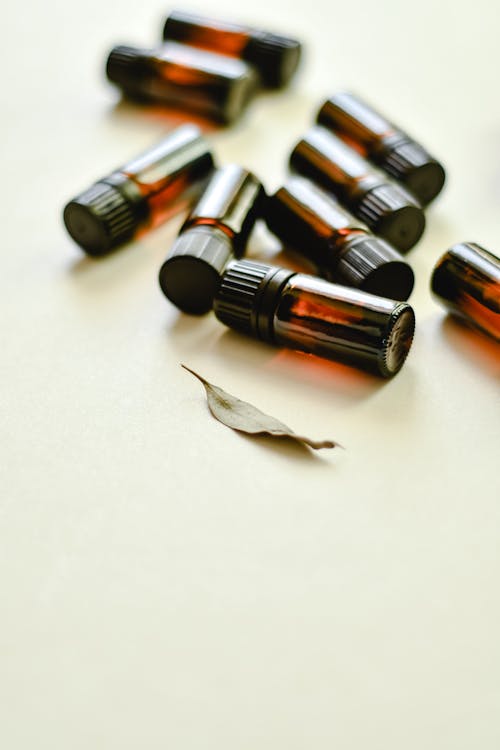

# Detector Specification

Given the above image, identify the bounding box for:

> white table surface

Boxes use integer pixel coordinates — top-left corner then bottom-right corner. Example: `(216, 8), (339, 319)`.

(2, 0), (500, 747)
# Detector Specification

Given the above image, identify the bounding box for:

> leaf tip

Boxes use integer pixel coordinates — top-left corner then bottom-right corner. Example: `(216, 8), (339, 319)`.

(181, 363), (207, 385)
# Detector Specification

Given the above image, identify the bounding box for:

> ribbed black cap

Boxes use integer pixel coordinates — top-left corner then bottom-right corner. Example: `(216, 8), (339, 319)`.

(63, 181), (138, 256)
(106, 45), (151, 95)
(335, 235), (414, 301)
(243, 32), (302, 88)
(356, 184), (425, 253)
(214, 259), (294, 341)
(158, 226), (234, 315)
(380, 140), (446, 206)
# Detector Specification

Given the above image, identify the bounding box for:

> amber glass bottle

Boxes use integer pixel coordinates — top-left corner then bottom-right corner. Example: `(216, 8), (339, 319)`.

(265, 177), (414, 301)
(290, 126), (425, 253)
(317, 92), (446, 206)
(214, 259), (415, 377)
(63, 124), (214, 256)
(162, 10), (302, 88)
(159, 165), (265, 314)
(106, 42), (258, 123)
(431, 242), (500, 341)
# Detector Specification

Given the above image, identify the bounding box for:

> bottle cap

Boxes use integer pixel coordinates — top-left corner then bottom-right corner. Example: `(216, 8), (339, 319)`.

(380, 140), (446, 206)
(158, 226), (235, 315)
(214, 259), (294, 341)
(63, 180), (139, 256)
(356, 183), (425, 253)
(335, 235), (414, 301)
(243, 32), (302, 88)
(106, 46), (152, 96)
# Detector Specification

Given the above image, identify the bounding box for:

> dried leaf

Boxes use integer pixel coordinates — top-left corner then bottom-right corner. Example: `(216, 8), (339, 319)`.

(181, 364), (342, 451)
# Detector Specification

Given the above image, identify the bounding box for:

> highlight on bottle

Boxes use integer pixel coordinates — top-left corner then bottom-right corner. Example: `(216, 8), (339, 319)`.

(214, 259), (416, 377)
(431, 242), (500, 341)
(63, 124), (214, 256)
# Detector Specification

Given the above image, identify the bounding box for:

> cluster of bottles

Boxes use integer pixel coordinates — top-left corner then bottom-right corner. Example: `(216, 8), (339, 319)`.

(63, 12), (500, 378)
(106, 10), (302, 123)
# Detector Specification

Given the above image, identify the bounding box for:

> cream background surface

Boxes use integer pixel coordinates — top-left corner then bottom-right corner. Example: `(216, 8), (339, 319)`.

(2, 1), (500, 747)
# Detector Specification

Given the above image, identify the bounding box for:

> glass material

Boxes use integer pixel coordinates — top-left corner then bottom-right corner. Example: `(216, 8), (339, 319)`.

(431, 242), (500, 341)
(120, 124), (214, 229)
(265, 177), (414, 300)
(317, 92), (446, 206)
(63, 125), (214, 255)
(214, 259), (415, 377)
(182, 164), (264, 252)
(158, 165), (264, 315)
(162, 10), (302, 88)
(106, 42), (258, 124)
(273, 274), (415, 376)
(290, 127), (425, 253)
(291, 126), (379, 203)
(164, 11), (250, 56)
(319, 92), (395, 148)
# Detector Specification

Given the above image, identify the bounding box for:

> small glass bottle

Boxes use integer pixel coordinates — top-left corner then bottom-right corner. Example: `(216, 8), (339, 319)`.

(266, 176), (414, 301)
(159, 164), (265, 315)
(63, 124), (214, 256)
(214, 259), (415, 377)
(290, 126), (425, 253)
(317, 92), (446, 206)
(106, 42), (258, 123)
(162, 10), (302, 88)
(431, 242), (500, 341)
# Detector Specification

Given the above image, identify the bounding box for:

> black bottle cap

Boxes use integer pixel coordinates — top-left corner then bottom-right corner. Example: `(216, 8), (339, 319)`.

(356, 184), (425, 253)
(63, 181), (138, 256)
(106, 45), (152, 96)
(336, 235), (414, 301)
(243, 32), (302, 88)
(183, 165), (265, 254)
(380, 140), (446, 206)
(159, 225), (234, 315)
(214, 259), (294, 341)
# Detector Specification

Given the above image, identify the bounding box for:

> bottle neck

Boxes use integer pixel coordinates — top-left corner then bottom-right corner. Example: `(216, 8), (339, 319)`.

(181, 166), (264, 256)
